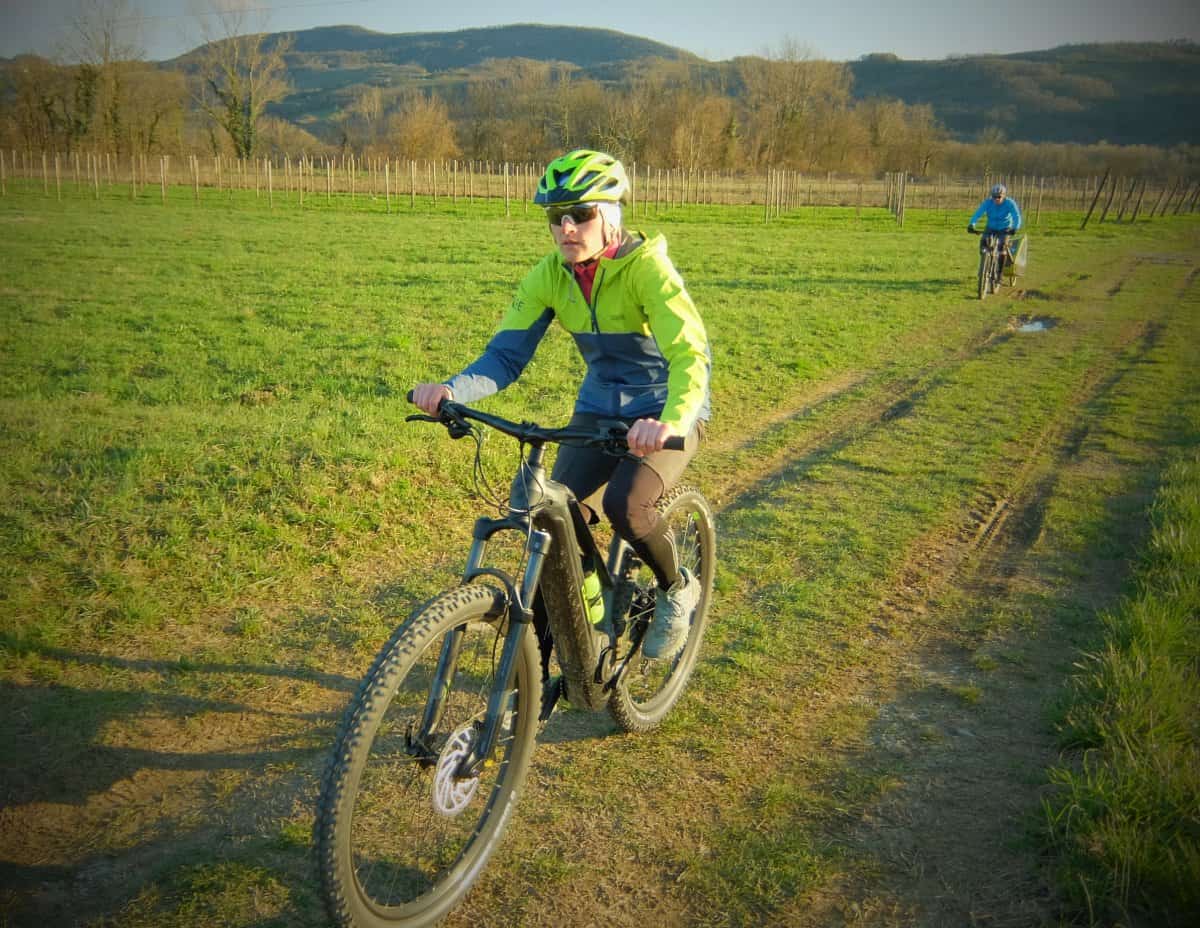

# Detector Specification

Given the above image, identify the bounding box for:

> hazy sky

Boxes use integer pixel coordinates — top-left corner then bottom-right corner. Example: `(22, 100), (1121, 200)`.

(2, 0), (1198, 62)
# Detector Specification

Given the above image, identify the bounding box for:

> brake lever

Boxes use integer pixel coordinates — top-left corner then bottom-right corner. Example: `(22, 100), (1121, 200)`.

(405, 411), (474, 440)
(446, 419), (474, 440)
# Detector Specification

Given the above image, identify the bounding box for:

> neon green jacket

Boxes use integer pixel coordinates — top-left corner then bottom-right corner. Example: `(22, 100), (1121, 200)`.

(447, 231), (711, 432)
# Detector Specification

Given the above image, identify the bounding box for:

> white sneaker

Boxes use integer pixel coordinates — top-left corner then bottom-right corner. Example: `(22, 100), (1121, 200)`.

(643, 567), (698, 658)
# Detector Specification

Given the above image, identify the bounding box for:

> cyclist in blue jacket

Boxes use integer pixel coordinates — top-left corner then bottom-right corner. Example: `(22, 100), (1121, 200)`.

(967, 183), (1022, 276)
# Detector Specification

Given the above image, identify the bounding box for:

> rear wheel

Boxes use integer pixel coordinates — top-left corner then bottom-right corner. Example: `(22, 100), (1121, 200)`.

(607, 486), (716, 732)
(316, 585), (541, 928)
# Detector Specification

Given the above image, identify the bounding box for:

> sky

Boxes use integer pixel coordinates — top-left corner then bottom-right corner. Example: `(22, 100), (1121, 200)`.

(2, 0), (1198, 63)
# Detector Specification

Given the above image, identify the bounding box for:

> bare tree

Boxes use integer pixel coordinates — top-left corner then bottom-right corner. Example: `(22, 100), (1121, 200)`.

(2, 55), (73, 150)
(738, 39), (852, 168)
(123, 64), (186, 154)
(192, 5), (291, 158)
(670, 94), (735, 173)
(383, 92), (459, 160)
(58, 0), (147, 150)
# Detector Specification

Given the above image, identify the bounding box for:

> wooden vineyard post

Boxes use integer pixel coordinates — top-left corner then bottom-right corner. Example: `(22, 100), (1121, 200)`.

(1174, 180), (1195, 215)
(1079, 168), (1109, 229)
(1097, 175), (1119, 223)
(1129, 178), (1148, 222)
(1157, 179), (1178, 217)
(1115, 176), (1138, 222)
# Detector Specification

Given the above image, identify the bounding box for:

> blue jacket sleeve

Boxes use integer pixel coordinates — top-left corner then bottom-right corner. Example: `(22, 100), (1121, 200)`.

(444, 266), (555, 403)
(969, 199), (988, 227)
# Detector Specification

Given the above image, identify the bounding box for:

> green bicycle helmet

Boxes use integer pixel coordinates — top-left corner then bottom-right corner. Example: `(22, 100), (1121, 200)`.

(534, 149), (629, 206)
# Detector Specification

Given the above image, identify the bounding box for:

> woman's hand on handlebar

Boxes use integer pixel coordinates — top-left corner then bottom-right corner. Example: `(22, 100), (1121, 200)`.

(626, 418), (675, 457)
(411, 383), (452, 416)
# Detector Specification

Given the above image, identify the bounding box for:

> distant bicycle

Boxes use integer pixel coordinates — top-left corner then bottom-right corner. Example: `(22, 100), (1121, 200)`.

(315, 397), (716, 928)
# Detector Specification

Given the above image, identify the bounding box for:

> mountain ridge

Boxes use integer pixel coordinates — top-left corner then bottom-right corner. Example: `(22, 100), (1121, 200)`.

(204, 25), (1194, 147)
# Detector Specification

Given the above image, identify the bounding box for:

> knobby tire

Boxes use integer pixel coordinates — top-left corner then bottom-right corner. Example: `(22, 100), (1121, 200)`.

(977, 251), (993, 300)
(607, 485), (716, 732)
(316, 584), (541, 928)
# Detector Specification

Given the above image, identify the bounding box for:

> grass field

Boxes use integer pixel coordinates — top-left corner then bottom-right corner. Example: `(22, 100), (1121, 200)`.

(1, 188), (1198, 927)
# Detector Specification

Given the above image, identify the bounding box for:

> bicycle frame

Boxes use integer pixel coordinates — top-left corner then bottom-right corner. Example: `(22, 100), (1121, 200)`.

(418, 434), (624, 778)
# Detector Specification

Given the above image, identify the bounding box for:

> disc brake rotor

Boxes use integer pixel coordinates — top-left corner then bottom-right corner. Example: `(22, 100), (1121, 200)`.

(432, 724), (480, 817)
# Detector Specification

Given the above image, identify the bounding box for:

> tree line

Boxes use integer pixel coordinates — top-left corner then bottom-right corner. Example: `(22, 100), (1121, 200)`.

(2, 10), (1196, 182)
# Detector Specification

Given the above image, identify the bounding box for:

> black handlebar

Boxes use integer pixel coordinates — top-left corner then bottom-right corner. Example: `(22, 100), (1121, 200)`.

(405, 391), (686, 452)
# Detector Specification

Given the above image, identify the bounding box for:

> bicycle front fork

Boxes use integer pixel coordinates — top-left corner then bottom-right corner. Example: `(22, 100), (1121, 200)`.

(415, 526), (552, 779)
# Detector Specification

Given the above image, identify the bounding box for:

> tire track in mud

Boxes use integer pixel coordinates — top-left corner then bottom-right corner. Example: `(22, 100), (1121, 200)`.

(701, 320), (1011, 512)
(866, 313), (1156, 642)
(700, 254), (1141, 516)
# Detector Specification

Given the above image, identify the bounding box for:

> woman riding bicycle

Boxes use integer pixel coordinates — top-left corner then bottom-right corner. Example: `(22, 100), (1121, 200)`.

(411, 148), (712, 659)
(967, 183), (1022, 276)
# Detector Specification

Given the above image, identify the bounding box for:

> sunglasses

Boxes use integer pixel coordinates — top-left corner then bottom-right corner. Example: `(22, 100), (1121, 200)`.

(545, 204), (601, 226)
(992, 194), (1005, 200)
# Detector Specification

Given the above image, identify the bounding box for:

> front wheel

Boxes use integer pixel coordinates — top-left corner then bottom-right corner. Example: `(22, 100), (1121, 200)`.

(977, 251), (993, 300)
(316, 585), (541, 928)
(607, 485), (716, 732)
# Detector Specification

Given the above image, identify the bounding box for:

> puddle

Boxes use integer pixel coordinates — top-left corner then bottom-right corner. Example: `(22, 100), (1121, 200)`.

(1010, 315), (1057, 333)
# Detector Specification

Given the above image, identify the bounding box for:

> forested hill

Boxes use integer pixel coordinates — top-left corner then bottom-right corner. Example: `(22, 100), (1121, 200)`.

(166, 23), (695, 76)
(270, 23), (695, 70)
(849, 42), (1200, 147)
(166, 26), (1197, 148)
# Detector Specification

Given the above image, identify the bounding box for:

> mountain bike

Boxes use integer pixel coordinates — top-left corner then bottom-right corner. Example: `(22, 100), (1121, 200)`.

(971, 228), (1011, 300)
(315, 398), (716, 928)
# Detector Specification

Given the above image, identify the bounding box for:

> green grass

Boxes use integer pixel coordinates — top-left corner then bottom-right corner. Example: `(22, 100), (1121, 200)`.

(2, 186), (1198, 926)
(1045, 447), (1200, 925)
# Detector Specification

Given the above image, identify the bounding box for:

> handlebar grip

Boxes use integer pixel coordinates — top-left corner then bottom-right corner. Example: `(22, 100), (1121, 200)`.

(664, 435), (686, 451)
(405, 389), (415, 403)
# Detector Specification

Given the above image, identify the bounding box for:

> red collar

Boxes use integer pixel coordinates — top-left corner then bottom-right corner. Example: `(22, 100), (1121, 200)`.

(571, 239), (620, 303)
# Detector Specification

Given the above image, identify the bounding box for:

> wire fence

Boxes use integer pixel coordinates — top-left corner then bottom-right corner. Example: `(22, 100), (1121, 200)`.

(2, 149), (1197, 225)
